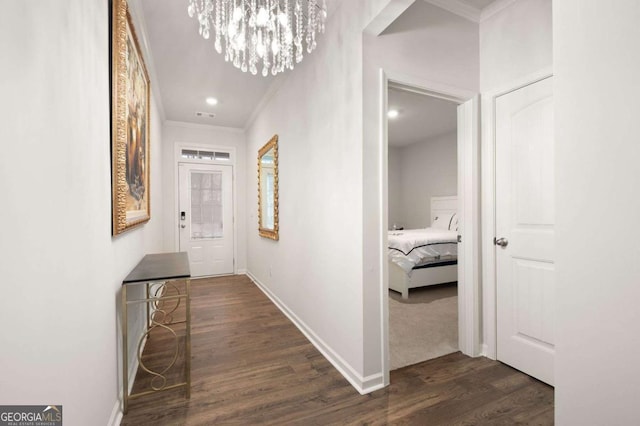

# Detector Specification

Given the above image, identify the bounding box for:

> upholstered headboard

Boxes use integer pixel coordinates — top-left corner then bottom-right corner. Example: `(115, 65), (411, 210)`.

(430, 196), (458, 228)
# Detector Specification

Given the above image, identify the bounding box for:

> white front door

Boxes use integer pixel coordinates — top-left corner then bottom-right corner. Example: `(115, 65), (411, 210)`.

(495, 77), (555, 385)
(178, 163), (234, 277)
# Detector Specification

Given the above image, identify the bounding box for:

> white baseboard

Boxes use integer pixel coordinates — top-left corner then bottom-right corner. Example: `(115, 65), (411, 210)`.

(108, 325), (148, 426)
(481, 343), (496, 360)
(361, 373), (386, 393)
(246, 271), (385, 394)
(107, 398), (123, 426)
(107, 352), (141, 426)
(236, 268), (247, 275)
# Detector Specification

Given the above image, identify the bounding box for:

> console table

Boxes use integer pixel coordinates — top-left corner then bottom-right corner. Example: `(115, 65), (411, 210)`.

(121, 252), (191, 413)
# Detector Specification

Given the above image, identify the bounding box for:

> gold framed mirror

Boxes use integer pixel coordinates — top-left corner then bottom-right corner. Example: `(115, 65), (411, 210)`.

(258, 135), (279, 240)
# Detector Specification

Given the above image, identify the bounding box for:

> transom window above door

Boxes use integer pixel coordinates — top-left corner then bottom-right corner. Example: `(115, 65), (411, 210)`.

(181, 149), (231, 162)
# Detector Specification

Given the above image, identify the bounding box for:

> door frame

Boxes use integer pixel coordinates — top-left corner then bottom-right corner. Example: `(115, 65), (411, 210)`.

(174, 143), (237, 274)
(379, 69), (482, 383)
(480, 67), (553, 359)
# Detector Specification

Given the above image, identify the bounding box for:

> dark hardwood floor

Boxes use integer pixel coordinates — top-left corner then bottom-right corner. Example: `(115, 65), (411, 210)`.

(121, 275), (553, 425)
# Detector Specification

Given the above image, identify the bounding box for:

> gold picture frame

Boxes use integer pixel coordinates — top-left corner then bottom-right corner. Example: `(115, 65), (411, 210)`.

(258, 135), (279, 240)
(111, 0), (151, 235)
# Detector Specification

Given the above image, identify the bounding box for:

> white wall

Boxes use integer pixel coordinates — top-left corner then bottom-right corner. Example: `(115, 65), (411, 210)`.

(244, 0), (394, 391)
(389, 132), (458, 229)
(363, 1), (479, 378)
(161, 121), (246, 272)
(0, 2), (164, 425)
(554, 1), (640, 423)
(480, 0), (552, 91)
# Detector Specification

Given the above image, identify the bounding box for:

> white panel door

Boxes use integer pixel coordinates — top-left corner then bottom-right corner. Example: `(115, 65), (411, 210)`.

(496, 77), (555, 385)
(179, 163), (234, 277)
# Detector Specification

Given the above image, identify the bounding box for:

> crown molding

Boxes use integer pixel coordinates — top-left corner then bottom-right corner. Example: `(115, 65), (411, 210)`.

(480, 0), (517, 22)
(423, 0), (482, 23)
(365, 0), (416, 36)
(243, 69), (286, 131)
(244, 0), (345, 131)
(127, 0), (167, 123)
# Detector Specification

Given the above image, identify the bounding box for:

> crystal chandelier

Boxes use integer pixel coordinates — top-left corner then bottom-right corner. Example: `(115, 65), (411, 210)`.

(187, 0), (327, 76)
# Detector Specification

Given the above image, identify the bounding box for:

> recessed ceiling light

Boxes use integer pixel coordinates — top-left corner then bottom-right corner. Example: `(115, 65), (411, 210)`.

(206, 97), (218, 106)
(387, 109), (399, 119)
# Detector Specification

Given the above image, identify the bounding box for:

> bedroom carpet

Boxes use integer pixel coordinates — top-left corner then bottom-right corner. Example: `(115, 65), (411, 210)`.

(389, 283), (458, 370)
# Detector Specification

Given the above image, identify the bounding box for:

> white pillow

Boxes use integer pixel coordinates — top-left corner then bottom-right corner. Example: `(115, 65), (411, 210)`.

(432, 213), (453, 230)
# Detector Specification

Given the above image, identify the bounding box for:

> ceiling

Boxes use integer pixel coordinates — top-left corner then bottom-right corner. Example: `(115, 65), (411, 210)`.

(461, 0), (498, 10)
(422, 0), (500, 21)
(387, 87), (458, 147)
(137, 0), (495, 129)
(139, 0), (278, 128)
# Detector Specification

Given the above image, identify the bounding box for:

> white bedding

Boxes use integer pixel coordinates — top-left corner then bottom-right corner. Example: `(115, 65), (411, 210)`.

(388, 228), (458, 274)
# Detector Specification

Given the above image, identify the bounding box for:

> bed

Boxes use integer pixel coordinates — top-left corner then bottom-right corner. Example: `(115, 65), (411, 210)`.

(388, 196), (458, 299)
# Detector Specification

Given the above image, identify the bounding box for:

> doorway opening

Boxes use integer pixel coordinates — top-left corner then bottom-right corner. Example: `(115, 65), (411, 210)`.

(386, 86), (460, 370)
(380, 75), (480, 383)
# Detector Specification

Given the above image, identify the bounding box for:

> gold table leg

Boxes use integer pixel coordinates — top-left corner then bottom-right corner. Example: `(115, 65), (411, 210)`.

(122, 285), (128, 414)
(121, 278), (191, 415)
(186, 278), (191, 399)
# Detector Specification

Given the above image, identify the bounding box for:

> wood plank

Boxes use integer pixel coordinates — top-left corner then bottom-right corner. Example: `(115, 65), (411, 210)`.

(121, 275), (553, 425)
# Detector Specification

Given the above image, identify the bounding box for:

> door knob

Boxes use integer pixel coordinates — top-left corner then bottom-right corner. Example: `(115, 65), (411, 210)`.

(180, 224), (186, 229)
(494, 237), (508, 247)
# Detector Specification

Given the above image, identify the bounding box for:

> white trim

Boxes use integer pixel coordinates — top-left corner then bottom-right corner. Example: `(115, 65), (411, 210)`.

(108, 317), (148, 426)
(480, 67), (553, 360)
(423, 0), (482, 23)
(457, 95), (481, 357)
(107, 348), (142, 426)
(386, 72), (476, 102)
(164, 120), (244, 133)
(482, 66), (554, 99)
(364, 0), (416, 36)
(424, 0), (519, 24)
(481, 343), (490, 357)
(480, 93), (497, 360)
(380, 69), (482, 379)
(379, 69), (390, 386)
(174, 143), (238, 274)
(126, 0), (167, 122)
(242, 0), (345, 130)
(243, 76), (286, 130)
(247, 272), (385, 394)
(236, 268), (248, 275)
(107, 400), (122, 426)
(480, 0), (517, 22)
(361, 372), (385, 392)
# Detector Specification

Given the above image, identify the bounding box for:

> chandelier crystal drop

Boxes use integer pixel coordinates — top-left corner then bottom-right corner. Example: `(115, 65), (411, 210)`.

(187, 0), (327, 76)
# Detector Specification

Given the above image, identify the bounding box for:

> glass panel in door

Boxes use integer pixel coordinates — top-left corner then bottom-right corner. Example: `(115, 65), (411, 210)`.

(190, 171), (223, 239)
